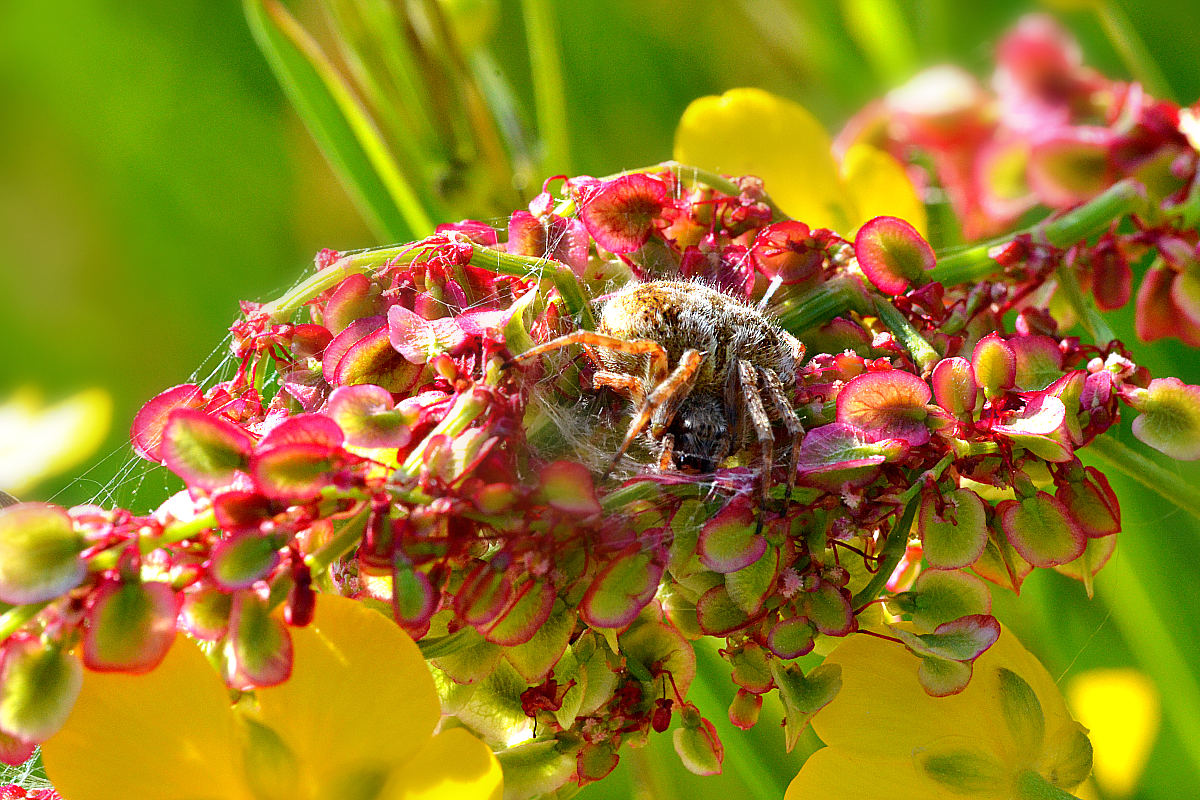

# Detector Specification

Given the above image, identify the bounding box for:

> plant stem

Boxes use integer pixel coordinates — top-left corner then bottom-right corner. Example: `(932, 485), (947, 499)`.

(467, 245), (596, 328)
(307, 501), (371, 574)
(0, 602), (49, 641)
(931, 180), (1144, 285)
(158, 509), (218, 547)
(874, 295), (940, 372)
(260, 176), (1145, 346)
(851, 495), (919, 607)
(1096, 554), (1200, 782)
(261, 244), (416, 321)
(839, 0), (918, 84)
(900, 453), (954, 506)
(1054, 263), (1115, 347)
(775, 280), (860, 333)
(1087, 434), (1200, 522)
(521, 0), (571, 174)
(663, 162), (787, 222)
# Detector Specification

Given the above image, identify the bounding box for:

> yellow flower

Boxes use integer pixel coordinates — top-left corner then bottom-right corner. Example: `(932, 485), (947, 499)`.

(0, 387), (111, 497)
(674, 87), (927, 237)
(41, 594), (502, 800)
(1066, 668), (1160, 797)
(787, 626), (1093, 800)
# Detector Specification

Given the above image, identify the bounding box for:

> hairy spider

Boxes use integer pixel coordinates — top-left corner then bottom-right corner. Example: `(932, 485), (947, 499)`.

(509, 280), (806, 510)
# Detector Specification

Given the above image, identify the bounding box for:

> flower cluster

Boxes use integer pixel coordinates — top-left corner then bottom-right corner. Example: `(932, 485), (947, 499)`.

(2, 15), (1200, 799)
(2, 145), (1199, 795)
(840, 14), (1200, 345)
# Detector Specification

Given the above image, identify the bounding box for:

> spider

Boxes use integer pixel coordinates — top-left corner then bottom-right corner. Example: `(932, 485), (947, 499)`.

(509, 280), (806, 513)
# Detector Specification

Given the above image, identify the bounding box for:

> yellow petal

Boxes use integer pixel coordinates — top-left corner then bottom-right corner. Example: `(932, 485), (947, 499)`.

(381, 727), (503, 800)
(786, 747), (960, 800)
(814, 626), (1073, 764)
(251, 594), (440, 788)
(1066, 668), (1159, 797)
(41, 634), (249, 800)
(674, 88), (853, 232)
(839, 143), (928, 238)
(0, 388), (111, 495)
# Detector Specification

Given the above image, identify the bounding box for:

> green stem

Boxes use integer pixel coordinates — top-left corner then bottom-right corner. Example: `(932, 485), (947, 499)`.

(307, 501), (371, 574)
(0, 602), (49, 641)
(775, 280), (860, 334)
(1053, 263), (1115, 347)
(467, 245), (596, 328)
(398, 389), (492, 479)
(600, 481), (670, 513)
(1087, 434), (1200, 522)
(900, 453), (954, 507)
(932, 180), (1144, 285)
(851, 494), (919, 607)
(521, 0), (571, 174)
(663, 162), (787, 222)
(90, 507), (223, 575)
(261, 244), (416, 321)
(874, 295), (940, 372)
(1095, 0), (1174, 102)
(158, 509), (218, 546)
(265, 0), (438, 235)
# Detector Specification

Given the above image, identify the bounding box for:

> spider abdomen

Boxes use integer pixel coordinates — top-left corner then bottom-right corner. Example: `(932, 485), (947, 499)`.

(595, 280), (802, 391)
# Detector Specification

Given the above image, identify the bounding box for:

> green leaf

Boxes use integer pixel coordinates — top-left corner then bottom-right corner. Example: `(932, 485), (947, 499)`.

(0, 641), (81, 741)
(495, 739), (577, 799)
(890, 569), (990, 631)
(0, 503), (85, 605)
(244, 0), (432, 240)
(504, 601), (575, 683)
(771, 660), (842, 752)
(919, 488), (988, 569)
(725, 545), (779, 614)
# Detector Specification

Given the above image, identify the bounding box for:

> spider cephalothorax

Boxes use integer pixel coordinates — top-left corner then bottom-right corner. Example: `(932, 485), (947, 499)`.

(510, 280), (806, 507)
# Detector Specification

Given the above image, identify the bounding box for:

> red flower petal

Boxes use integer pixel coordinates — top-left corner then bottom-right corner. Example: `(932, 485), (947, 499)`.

(854, 216), (936, 295)
(577, 174), (667, 254)
(836, 370), (932, 446)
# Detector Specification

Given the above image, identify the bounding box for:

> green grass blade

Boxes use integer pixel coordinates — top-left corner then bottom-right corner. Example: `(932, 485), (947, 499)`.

(839, 0), (918, 84)
(521, 0), (571, 174)
(245, 0), (436, 239)
(323, 0), (435, 171)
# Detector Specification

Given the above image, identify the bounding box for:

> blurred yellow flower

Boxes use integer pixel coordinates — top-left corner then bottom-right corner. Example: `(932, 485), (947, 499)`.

(41, 594), (502, 800)
(1067, 668), (1160, 797)
(787, 626), (1092, 800)
(0, 387), (111, 497)
(674, 87), (927, 237)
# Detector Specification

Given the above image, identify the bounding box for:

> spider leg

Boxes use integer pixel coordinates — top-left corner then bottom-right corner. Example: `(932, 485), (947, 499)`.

(593, 370), (645, 405)
(507, 330), (670, 384)
(649, 351), (704, 438)
(758, 366), (803, 510)
(607, 349), (704, 476)
(657, 433), (676, 471)
(737, 360), (774, 535)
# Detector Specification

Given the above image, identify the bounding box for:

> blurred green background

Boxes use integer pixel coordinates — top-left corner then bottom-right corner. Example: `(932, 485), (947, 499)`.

(2, 0), (1199, 797)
